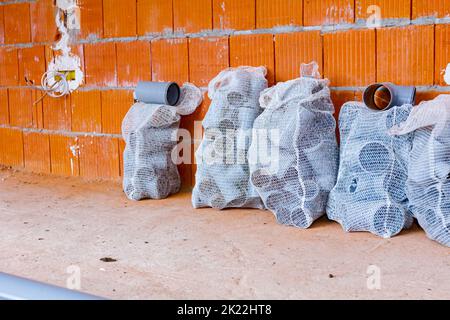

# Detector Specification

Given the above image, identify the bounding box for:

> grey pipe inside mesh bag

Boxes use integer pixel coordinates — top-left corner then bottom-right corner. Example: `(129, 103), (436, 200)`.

(192, 66), (268, 209)
(390, 95), (450, 247)
(248, 75), (339, 228)
(122, 84), (202, 201)
(327, 102), (414, 238)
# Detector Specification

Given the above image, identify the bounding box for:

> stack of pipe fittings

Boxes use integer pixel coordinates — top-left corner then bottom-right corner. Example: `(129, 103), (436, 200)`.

(327, 83), (416, 238)
(390, 95), (450, 247)
(248, 75), (338, 228)
(122, 82), (202, 200)
(192, 66), (268, 209)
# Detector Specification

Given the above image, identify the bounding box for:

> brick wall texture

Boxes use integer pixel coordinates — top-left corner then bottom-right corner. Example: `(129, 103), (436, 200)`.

(0, 0), (449, 186)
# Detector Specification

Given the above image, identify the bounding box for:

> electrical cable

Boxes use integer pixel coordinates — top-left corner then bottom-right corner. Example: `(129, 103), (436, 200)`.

(41, 70), (70, 98)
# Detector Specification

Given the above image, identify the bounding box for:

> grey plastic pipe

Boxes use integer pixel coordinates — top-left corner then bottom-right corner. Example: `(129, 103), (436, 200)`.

(135, 81), (180, 106)
(0, 272), (105, 300)
(364, 82), (416, 111)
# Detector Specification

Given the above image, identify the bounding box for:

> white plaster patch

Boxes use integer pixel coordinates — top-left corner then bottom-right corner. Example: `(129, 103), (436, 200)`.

(444, 63), (450, 85)
(70, 145), (79, 157)
(41, 0), (83, 98)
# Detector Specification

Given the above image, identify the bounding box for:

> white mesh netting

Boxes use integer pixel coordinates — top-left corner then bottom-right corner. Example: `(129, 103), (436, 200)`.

(248, 76), (339, 228)
(390, 95), (450, 247)
(327, 102), (414, 238)
(122, 84), (202, 201)
(176, 83), (203, 116)
(192, 66), (268, 209)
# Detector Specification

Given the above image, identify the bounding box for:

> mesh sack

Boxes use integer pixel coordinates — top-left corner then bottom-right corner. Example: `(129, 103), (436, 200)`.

(390, 95), (450, 247)
(122, 84), (202, 201)
(248, 77), (338, 228)
(192, 66), (268, 209)
(122, 103), (181, 200)
(327, 102), (414, 238)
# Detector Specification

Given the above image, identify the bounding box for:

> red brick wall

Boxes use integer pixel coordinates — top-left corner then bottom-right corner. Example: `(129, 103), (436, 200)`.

(0, 0), (449, 186)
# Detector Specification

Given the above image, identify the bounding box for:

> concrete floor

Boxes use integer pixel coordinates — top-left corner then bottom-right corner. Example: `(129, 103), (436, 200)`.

(0, 167), (449, 300)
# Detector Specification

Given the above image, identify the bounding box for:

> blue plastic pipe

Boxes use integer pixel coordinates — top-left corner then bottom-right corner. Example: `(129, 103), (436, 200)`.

(0, 272), (105, 300)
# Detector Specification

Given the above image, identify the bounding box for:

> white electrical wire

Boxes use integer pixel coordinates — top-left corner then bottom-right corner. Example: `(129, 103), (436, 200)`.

(38, 1), (82, 101)
(41, 71), (70, 98)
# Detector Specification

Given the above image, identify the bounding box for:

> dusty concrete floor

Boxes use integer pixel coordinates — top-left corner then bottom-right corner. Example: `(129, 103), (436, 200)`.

(0, 168), (449, 300)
